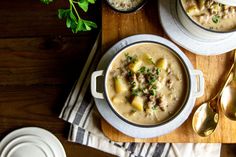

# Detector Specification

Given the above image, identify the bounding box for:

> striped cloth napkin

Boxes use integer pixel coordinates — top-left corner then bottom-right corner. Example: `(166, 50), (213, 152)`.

(59, 32), (221, 157)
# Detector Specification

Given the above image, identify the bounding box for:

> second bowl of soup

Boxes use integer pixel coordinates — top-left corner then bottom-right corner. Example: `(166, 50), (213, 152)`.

(177, 0), (236, 40)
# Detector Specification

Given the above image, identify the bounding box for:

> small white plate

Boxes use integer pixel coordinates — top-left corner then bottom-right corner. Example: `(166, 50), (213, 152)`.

(0, 127), (66, 157)
(158, 0), (236, 55)
(94, 34), (198, 138)
(1, 135), (54, 157)
(6, 142), (48, 157)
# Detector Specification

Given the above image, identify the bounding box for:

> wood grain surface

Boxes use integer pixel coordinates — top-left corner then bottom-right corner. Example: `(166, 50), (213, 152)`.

(101, 0), (236, 143)
(0, 0), (113, 157)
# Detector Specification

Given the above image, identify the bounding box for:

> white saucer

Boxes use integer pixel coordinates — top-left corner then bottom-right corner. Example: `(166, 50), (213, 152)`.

(158, 0), (236, 55)
(94, 34), (197, 138)
(6, 142), (48, 157)
(0, 127), (66, 157)
(1, 135), (54, 157)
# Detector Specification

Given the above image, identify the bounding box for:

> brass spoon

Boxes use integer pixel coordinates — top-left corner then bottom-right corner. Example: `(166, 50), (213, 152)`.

(192, 62), (234, 137)
(220, 51), (236, 121)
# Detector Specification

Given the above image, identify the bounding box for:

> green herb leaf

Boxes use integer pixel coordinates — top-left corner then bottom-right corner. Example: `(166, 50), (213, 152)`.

(66, 17), (72, 28)
(88, 0), (95, 4)
(156, 68), (161, 75)
(131, 109), (136, 113)
(83, 20), (97, 30)
(53, 0), (97, 33)
(58, 9), (70, 19)
(212, 15), (220, 24)
(149, 89), (156, 96)
(131, 89), (138, 96)
(40, 0), (53, 5)
(139, 66), (146, 73)
(78, 0), (89, 12)
(152, 85), (157, 89)
(148, 75), (157, 85)
(131, 89), (141, 96)
(147, 57), (155, 65)
(125, 53), (133, 63)
(57, 8), (97, 32)
(127, 71), (132, 77)
(131, 81), (136, 87)
(152, 106), (158, 110)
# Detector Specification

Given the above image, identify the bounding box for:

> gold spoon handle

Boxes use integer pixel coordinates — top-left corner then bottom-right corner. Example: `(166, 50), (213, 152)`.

(213, 62), (234, 99)
(234, 50), (236, 81)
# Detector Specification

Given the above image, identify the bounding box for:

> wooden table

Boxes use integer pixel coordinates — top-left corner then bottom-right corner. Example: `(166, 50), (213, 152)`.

(0, 0), (112, 157)
(0, 0), (235, 156)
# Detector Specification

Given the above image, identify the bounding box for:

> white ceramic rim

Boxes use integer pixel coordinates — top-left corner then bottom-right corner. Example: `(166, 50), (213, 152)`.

(0, 127), (66, 157)
(158, 0), (236, 55)
(214, 0), (236, 6)
(93, 34), (203, 138)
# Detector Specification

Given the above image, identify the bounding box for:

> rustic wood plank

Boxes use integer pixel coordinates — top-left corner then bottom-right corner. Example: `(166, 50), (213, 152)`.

(0, 86), (66, 133)
(101, 0), (236, 143)
(0, 0), (100, 37)
(0, 35), (97, 85)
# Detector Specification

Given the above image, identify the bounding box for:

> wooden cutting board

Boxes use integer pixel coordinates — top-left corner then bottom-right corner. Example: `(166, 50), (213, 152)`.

(101, 0), (236, 143)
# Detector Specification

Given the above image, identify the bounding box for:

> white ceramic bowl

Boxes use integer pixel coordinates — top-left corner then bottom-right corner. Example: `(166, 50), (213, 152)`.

(177, 0), (236, 40)
(90, 35), (204, 137)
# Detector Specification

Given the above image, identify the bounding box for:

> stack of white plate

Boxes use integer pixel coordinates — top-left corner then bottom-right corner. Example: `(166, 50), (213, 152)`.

(0, 127), (66, 157)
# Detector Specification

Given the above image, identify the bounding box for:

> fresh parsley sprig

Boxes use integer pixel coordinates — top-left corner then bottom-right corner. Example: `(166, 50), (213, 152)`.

(40, 0), (97, 33)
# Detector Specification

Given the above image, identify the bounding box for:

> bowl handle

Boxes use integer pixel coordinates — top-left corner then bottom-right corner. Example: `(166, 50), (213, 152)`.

(192, 70), (205, 98)
(91, 70), (104, 99)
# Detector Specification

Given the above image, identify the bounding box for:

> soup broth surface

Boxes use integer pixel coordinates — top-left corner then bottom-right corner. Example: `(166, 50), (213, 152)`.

(107, 42), (188, 125)
(182, 0), (236, 31)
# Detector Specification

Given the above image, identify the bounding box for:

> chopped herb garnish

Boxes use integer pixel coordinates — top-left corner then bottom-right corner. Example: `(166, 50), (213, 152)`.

(139, 66), (146, 73)
(125, 96), (130, 102)
(152, 85), (157, 89)
(152, 106), (158, 110)
(131, 109), (136, 113)
(149, 89), (156, 96)
(131, 81), (136, 87)
(131, 89), (140, 96)
(147, 57), (155, 65)
(125, 53), (133, 63)
(156, 68), (161, 75)
(127, 71), (132, 77)
(212, 15), (220, 24)
(148, 75), (157, 85)
(125, 53), (137, 63)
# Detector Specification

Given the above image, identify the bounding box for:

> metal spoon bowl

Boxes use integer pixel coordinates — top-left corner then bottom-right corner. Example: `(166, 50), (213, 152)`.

(220, 50), (236, 121)
(192, 63), (234, 137)
(220, 83), (236, 120)
(192, 101), (219, 137)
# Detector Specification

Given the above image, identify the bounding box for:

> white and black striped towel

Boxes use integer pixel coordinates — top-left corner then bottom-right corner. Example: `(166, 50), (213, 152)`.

(59, 33), (221, 157)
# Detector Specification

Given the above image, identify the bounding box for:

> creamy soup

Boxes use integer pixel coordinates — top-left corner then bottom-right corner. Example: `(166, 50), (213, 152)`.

(182, 0), (236, 31)
(108, 0), (143, 11)
(107, 42), (188, 125)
